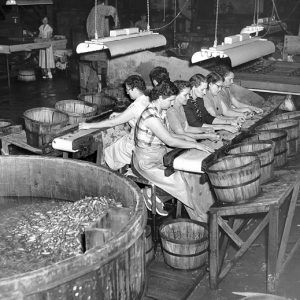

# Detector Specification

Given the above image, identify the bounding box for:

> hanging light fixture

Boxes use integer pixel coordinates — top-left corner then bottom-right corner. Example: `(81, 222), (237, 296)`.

(191, 0), (275, 67)
(76, 0), (166, 56)
(6, 0), (16, 4)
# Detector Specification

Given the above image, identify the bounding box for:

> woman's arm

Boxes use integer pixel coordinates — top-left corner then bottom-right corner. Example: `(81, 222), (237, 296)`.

(220, 100), (246, 119)
(145, 117), (214, 153)
(79, 104), (135, 130)
(231, 94), (263, 114)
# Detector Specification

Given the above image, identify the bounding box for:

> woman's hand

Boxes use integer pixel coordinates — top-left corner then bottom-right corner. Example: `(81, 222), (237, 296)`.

(199, 127), (215, 133)
(109, 112), (121, 119)
(252, 107), (263, 114)
(223, 125), (239, 133)
(78, 122), (91, 130)
(206, 133), (221, 141)
(195, 143), (215, 153)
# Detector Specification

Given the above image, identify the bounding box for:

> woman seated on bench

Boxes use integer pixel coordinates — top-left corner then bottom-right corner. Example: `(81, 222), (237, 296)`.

(184, 74), (240, 134)
(133, 80), (215, 222)
(204, 72), (247, 123)
(216, 65), (263, 114)
(79, 75), (149, 170)
(167, 80), (221, 142)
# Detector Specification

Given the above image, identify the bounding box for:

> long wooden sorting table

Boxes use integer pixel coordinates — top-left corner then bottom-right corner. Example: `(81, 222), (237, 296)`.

(0, 37), (67, 88)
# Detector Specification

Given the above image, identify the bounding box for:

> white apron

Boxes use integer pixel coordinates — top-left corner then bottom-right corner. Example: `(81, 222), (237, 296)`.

(38, 24), (55, 69)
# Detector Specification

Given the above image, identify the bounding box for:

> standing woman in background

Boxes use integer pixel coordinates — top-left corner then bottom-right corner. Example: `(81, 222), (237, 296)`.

(38, 16), (55, 79)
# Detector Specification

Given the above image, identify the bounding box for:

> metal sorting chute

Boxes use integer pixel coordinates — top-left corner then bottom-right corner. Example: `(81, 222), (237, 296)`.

(191, 34), (275, 67)
(76, 29), (166, 56)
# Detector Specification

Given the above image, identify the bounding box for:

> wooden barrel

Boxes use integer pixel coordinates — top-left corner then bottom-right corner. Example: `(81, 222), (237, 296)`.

(145, 225), (154, 265)
(227, 141), (275, 184)
(159, 218), (208, 270)
(206, 154), (261, 204)
(0, 156), (146, 300)
(23, 107), (69, 149)
(270, 111), (300, 149)
(55, 100), (97, 124)
(256, 119), (299, 157)
(78, 92), (116, 113)
(241, 129), (287, 168)
(18, 69), (36, 82)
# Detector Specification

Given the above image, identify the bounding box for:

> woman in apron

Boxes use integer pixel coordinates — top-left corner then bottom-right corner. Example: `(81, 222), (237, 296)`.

(38, 17), (55, 79)
(79, 75), (149, 170)
(133, 81), (215, 222)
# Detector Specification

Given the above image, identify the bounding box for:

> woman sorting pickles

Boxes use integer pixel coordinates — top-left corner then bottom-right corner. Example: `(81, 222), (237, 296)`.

(133, 81), (215, 222)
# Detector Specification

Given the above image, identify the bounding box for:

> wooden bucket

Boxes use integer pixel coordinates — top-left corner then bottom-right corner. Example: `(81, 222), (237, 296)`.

(227, 141), (275, 184)
(270, 111), (300, 149)
(18, 69), (36, 82)
(0, 156), (146, 300)
(241, 129), (287, 168)
(206, 154), (261, 204)
(78, 92), (116, 113)
(145, 225), (154, 265)
(23, 107), (69, 149)
(159, 218), (208, 270)
(256, 119), (299, 157)
(55, 100), (97, 124)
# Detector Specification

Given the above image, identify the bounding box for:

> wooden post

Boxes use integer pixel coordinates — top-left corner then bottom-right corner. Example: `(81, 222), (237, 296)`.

(209, 212), (219, 289)
(267, 204), (279, 293)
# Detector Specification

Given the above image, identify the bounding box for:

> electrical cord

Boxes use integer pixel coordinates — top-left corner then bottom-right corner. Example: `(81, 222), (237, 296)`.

(150, 0), (190, 31)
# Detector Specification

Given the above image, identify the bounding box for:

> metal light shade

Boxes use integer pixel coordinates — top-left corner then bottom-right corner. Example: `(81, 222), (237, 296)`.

(191, 37), (275, 67)
(76, 31), (166, 56)
(6, 0), (16, 4)
(6, 0), (52, 4)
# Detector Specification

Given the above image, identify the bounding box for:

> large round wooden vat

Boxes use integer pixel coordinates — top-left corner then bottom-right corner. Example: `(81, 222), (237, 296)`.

(0, 156), (146, 300)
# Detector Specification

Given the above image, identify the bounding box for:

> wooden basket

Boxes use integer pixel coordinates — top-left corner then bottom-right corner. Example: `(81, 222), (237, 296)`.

(206, 154), (261, 204)
(256, 119), (299, 157)
(23, 107), (69, 149)
(18, 69), (36, 82)
(159, 218), (208, 270)
(55, 100), (97, 124)
(78, 92), (116, 114)
(241, 129), (287, 168)
(270, 111), (300, 148)
(227, 141), (275, 184)
(145, 225), (154, 265)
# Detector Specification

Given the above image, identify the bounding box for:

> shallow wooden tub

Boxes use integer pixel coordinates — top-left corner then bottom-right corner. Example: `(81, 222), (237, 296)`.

(0, 156), (146, 300)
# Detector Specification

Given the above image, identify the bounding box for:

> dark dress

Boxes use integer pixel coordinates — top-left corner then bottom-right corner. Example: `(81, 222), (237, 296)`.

(184, 97), (215, 127)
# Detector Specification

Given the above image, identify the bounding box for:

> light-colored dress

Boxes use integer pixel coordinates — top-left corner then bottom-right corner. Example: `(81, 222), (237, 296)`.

(133, 102), (213, 222)
(204, 90), (228, 116)
(104, 95), (149, 170)
(38, 24), (55, 69)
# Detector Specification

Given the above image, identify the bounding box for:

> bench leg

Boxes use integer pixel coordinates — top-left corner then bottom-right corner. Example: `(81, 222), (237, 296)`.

(209, 212), (219, 289)
(267, 204), (279, 293)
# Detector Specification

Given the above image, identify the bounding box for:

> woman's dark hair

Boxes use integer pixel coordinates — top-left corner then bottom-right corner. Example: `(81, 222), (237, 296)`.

(124, 75), (146, 92)
(215, 64), (233, 78)
(173, 80), (191, 92)
(149, 66), (170, 85)
(206, 72), (223, 85)
(149, 81), (178, 102)
(189, 74), (206, 88)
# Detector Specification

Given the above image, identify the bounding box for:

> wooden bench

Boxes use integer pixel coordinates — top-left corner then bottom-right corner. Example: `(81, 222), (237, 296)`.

(209, 166), (300, 293)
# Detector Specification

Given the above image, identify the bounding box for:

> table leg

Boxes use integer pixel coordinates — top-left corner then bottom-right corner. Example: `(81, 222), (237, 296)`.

(6, 54), (10, 89)
(267, 204), (279, 293)
(209, 212), (219, 289)
(63, 152), (69, 159)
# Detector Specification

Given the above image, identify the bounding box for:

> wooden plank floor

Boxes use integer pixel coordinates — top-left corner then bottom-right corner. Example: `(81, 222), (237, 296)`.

(142, 247), (206, 300)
